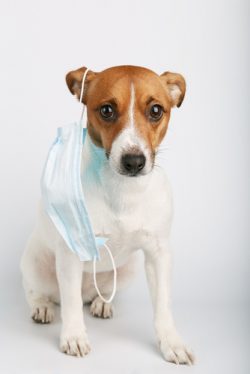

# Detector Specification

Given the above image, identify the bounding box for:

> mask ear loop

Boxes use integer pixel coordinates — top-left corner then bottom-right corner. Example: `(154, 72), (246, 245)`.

(79, 67), (90, 126)
(93, 244), (117, 303)
(79, 68), (117, 304)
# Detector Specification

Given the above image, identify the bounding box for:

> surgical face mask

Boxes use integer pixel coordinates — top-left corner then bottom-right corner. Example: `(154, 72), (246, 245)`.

(40, 68), (116, 303)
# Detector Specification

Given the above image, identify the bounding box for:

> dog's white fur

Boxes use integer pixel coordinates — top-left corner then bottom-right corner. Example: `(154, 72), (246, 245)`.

(20, 84), (194, 364)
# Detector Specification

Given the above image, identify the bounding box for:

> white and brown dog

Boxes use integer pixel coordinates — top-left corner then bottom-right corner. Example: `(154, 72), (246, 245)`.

(20, 65), (194, 365)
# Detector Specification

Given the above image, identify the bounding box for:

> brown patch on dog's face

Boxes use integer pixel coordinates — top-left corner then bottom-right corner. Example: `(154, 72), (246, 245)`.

(130, 71), (173, 154)
(86, 68), (132, 152)
(66, 65), (186, 176)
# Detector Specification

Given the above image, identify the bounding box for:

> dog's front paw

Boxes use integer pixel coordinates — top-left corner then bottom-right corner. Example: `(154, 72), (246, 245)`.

(158, 332), (195, 365)
(60, 332), (91, 357)
(90, 296), (113, 319)
(31, 303), (55, 324)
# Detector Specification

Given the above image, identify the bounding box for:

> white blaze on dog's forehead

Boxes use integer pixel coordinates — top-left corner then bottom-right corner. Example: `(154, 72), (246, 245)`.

(128, 83), (135, 129)
(122, 83), (144, 148)
(124, 83), (144, 148)
(113, 82), (147, 151)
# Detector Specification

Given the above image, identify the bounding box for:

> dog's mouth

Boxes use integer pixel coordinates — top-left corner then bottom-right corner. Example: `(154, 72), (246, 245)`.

(118, 170), (147, 177)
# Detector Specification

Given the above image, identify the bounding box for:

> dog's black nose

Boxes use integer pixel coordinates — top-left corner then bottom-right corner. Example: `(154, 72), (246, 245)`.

(121, 153), (146, 175)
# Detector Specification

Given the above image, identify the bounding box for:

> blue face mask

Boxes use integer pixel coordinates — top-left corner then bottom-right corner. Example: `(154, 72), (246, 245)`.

(40, 68), (116, 302)
(41, 122), (106, 261)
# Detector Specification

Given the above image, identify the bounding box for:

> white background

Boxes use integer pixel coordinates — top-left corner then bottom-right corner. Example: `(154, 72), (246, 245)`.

(0, 1), (249, 373)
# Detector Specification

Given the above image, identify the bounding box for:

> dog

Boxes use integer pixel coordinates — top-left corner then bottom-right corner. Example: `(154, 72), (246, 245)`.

(20, 65), (194, 365)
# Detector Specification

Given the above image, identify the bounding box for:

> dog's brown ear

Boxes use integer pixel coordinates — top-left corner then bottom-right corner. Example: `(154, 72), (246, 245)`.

(66, 67), (97, 103)
(160, 72), (186, 108)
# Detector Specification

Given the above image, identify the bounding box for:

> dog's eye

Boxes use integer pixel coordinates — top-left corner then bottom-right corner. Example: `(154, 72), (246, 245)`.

(100, 104), (114, 120)
(149, 104), (163, 120)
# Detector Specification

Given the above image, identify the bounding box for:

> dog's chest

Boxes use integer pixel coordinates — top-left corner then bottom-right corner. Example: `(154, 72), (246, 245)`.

(85, 184), (151, 236)
(82, 167), (172, 267)
(83, 187), (150, 272)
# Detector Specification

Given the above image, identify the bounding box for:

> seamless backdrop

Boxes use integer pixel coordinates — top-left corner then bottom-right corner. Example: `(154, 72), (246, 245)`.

(0, 1), (249, 373)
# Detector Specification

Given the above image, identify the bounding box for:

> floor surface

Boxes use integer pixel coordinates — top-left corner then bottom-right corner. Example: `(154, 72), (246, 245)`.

(1, 272), (249, 374)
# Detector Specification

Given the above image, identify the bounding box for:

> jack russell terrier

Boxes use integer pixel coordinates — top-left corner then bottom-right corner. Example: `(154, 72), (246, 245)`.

(20, 65), (194, 365)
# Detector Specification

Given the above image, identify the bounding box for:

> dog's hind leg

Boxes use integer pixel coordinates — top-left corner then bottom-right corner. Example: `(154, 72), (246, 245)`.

(20, 231), (59, 324)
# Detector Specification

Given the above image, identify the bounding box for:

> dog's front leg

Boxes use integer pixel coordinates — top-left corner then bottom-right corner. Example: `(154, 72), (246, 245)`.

(56, 243), (90, 357)
(144, 240), (194, 365)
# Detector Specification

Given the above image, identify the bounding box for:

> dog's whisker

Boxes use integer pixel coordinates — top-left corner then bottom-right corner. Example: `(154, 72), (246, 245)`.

(158, 146), (170, 150)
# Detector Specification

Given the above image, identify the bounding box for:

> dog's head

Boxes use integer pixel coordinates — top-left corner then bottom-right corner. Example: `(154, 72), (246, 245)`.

(66, 65), (186, 177)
